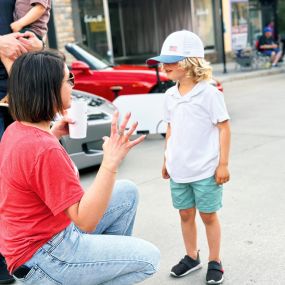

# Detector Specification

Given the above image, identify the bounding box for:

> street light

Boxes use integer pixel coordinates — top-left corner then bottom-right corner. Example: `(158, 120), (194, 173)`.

(219, 0), (227, 73)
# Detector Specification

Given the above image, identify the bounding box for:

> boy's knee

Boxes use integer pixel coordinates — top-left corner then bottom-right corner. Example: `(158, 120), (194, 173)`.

(199, 212), (217, 225)
(179, 208), (196, 222)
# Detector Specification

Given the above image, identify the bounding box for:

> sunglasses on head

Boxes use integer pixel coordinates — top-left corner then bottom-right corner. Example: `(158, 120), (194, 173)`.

(67, 72), (75, 87)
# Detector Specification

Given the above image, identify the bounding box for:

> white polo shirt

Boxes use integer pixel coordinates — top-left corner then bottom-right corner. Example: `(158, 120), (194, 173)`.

(164, 81), (230, 183)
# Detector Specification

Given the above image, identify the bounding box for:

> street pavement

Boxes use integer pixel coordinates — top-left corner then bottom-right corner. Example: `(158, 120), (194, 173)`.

(13, 70), (285, 285)
(79, 72), (285, 285)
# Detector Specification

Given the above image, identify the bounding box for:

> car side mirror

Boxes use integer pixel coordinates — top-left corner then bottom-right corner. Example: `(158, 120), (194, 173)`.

(71, 61), (92, 74)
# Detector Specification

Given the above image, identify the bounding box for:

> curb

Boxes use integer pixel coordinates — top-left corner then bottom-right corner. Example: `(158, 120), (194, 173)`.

(215, 66), (285, 83)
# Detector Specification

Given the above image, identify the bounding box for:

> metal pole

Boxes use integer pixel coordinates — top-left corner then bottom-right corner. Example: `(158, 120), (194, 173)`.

(219, 0), (227, 73)
(103, 0), (114, 64)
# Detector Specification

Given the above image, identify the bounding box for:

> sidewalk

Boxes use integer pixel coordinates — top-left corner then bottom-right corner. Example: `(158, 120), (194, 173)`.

(212, 60), (285, 83)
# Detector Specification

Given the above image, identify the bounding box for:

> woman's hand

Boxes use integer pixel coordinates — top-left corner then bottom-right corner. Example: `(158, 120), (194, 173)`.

(101, 111), (145, 172)
(51, 111), (74, 139)
(17, 31), (43, 52)
(215, 164), (230, 185)
(0, 33), (27, 60)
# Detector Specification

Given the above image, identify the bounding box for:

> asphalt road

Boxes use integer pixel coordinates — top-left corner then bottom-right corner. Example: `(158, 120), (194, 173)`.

(14, 73), (285, 285)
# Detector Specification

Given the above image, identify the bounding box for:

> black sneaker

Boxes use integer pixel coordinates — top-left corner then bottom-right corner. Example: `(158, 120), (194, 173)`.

(170, 253), (202, 277)
(0, 255), (15, 284)
(206, 261), (224, 284)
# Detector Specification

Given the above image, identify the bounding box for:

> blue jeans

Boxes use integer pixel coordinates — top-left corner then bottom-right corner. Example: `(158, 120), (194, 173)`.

(13, 180), (160, 285)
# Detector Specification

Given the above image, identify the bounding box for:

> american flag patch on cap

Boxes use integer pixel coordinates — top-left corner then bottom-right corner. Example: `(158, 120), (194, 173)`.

(169, 45), (177, 52)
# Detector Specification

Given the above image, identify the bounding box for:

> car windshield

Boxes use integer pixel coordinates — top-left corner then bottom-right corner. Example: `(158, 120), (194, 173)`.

(67, 43), (112, 70)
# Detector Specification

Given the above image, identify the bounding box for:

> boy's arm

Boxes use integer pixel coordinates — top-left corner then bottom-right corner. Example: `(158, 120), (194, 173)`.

(11, 3), (46, 32)
(162, 123), (171, 179)
(215, 120), (231, 185)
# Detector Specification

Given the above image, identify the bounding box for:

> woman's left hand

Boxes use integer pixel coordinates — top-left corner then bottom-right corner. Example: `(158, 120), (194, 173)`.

(51, 111), (74, 139)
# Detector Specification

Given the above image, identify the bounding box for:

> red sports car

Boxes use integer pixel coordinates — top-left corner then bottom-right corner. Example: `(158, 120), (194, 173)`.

(66, 43), (223, 102)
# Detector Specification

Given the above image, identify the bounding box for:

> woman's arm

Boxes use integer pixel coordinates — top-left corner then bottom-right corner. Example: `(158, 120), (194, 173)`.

(65, 112), (145, 233)
(10, 3), (46, 32)
(215, 120), (231, 185)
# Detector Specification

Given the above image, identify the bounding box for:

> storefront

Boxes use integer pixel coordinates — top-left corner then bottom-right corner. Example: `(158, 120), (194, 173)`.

(71, 0), (223, 63)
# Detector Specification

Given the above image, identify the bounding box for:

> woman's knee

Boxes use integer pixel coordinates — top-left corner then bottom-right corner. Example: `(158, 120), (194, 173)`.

(114, 179), (139, 207)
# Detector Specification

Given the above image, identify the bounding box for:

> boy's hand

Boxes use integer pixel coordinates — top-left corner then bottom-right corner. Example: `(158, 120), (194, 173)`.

(162, 164), (170, 179)
(215, 164), (230, 185)
(10, 21), (23, 33)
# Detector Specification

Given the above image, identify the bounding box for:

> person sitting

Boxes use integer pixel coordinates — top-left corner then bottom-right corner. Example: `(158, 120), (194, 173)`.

(258, 27), (282, 67)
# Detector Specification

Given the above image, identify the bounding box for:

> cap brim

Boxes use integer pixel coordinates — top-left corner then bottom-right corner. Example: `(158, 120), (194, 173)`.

(146, 55), (185, 65)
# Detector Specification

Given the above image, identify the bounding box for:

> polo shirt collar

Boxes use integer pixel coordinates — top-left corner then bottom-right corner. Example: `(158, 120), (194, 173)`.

(170, 81), (208, 100)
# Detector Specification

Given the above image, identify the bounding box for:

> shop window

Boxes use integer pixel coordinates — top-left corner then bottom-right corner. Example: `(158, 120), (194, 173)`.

(192, 0), (215, 50)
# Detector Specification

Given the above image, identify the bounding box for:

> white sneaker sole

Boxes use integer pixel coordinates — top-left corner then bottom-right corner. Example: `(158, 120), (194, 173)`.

(170, 263), (203, 278)
(206, 276), (224, 284)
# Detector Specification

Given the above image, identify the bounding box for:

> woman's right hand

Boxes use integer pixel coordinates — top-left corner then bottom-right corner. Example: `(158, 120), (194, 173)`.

(101, 111), (145, 172)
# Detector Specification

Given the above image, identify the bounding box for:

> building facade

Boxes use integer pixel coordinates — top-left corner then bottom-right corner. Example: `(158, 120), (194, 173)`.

(49, 0), (285, 64)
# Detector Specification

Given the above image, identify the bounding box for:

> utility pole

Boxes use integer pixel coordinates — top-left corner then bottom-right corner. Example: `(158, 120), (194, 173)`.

(219, 0), (227, 73)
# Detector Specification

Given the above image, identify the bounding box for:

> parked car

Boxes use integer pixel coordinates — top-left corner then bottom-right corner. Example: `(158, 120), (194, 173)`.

(0, 89), (116, 170)
(66, 43), (223, 101)
(66, 43), (174, 102)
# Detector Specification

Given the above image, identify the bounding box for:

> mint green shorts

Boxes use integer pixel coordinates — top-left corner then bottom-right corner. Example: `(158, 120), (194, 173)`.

(170, 176), (223, 213)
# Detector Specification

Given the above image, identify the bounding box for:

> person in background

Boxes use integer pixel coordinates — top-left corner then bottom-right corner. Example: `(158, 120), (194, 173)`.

(0, 50), (160, 285)
(258, 27), (282, 67)
(147, 30), (231, 284)
(1, 0), (50, 73)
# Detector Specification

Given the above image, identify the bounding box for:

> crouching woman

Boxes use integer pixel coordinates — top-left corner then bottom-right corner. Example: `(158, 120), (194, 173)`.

(0, 50), (160, 285)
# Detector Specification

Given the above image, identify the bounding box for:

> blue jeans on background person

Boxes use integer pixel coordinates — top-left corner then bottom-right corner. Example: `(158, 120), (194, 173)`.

(13, 180), (160, 285)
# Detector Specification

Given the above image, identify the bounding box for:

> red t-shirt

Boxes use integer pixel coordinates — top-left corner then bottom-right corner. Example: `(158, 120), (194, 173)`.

(0, 122), (84, 273)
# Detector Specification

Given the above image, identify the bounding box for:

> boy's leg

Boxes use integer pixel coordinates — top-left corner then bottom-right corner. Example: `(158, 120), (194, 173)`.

(169, 180), (202, 277)
(179, 208), (198, 259)
(193, 176), (224, 284)
(199, 212), (221, 262)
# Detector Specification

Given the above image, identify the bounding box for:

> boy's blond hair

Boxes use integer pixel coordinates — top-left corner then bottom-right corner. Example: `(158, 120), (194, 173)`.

(178, 57), (212, 82)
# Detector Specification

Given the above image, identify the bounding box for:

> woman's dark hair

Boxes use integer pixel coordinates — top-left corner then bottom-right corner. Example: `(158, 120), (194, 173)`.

(8, 50), (65, 122)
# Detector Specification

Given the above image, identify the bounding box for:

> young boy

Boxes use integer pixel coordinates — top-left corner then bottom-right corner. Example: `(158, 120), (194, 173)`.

(1, 0), (50, 72)
(147, 30), (231, 284)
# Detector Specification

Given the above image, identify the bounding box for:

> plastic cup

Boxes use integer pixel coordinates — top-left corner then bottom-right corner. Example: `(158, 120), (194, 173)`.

(68, 100), (87, 139)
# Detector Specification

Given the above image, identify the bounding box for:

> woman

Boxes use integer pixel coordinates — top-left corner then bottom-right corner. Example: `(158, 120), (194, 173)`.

(0, 50), (160, 285)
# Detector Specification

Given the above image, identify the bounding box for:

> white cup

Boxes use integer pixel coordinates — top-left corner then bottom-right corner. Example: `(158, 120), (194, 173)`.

(68, 100), (88, 139)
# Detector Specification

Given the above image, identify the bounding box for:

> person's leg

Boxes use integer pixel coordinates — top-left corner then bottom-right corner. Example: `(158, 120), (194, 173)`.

(0, 254), (15, 284)
(169, 180), (202, 278)
(199, 212), (221, 262)
(17, 224), (159, 285)
(179, 208), (198, 259)
(272, 50), (283, 66)
(193, 176), (224, 284)
(93, 179), (139, 236)
(14, 179), (159, 285)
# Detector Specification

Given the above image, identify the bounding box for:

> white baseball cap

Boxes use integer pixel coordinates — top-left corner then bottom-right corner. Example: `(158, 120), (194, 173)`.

(146, 30), (204, 65)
